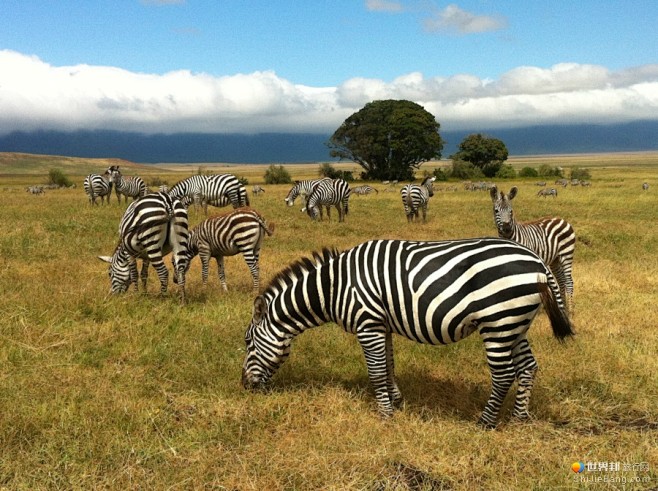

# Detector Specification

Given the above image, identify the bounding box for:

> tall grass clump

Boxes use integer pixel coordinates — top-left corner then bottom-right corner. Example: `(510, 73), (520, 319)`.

(264, 164), (292, 184)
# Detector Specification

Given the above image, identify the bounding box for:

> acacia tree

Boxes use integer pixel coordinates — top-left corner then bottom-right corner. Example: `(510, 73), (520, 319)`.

(327, 100), (444, 181)
(450, 133), (509, 178)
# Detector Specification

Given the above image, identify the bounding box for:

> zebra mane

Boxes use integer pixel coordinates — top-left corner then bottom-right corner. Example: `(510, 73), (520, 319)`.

(265, 247), (340, 292)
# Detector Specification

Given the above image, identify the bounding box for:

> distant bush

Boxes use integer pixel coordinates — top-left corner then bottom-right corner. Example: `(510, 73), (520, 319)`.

(519, 166), (539, 178)
(432, 167), (450, 181)
(237, 176), (249, 185)
(148, 176), (168, 188)
(570, 167), (591, 180)
(264, 165), (292, 184)
(48, 168), (73, 187)
(495, 165), (517, 179)
(319, 163), (354, 181)
(538, 164), (564, 177)
(451, 160), (485, 180)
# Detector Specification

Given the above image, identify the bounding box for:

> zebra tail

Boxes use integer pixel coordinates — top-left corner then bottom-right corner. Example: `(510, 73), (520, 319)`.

(538, 279), (575, 342)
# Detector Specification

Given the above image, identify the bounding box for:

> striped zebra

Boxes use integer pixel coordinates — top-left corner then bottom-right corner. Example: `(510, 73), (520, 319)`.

(182, 207), (274, 291)
(400, 176), (435, 222)
(284, 178), (332, 216)
(110, 169), (148, 203)
(199, 174), (249, 215)
(537, 188), (558, 197)
(642, 182), (649, 191)
(169, 175), (208, 211)
(490, 186), (576, 315)
(98, 192), (189, 302)
(351, 185), (378, 196)
(242, 238), (573, 428)
(306, 178), (351, 222)
(83, 173), (113, 205)
(252, 185), (265, 196)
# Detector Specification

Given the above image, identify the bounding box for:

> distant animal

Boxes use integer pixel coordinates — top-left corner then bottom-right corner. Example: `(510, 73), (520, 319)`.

(26, 185), (45, 195)
(83, 173), (112, 205)
(98, 192), (189, 302)
(642, 182), (649, 191)
(241, 238), (574, 428)
(169, 175), (208, 211)
(400, 176), (435, 222)
(535, 182), (547, 187)
(252, 185), (265, 196)
(306, 178), (351, 222)
(109, 168), (148, 203)
(490, 186), (575, 315)
(284, 178), (332, 216)
(351, 185), (378, 196)
(182, 207), (274, 291)
(555, 179), (569, 187)
(158, 184), (169, 193)
(537, 188), (558, 197)
(199, 174), (249, 215)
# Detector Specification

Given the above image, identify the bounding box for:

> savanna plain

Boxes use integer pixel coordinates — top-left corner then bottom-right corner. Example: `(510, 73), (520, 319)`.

(0, 152), (656, 490)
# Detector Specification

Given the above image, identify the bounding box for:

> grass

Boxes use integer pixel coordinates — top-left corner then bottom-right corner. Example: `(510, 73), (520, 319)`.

(0, 152), (657, 490)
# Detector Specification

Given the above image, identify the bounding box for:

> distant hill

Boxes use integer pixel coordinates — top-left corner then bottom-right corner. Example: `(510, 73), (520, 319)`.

(1, 120), (657, 164)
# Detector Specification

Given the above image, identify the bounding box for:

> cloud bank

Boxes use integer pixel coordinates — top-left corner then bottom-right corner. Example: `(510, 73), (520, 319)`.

(1, 50), (657, 135)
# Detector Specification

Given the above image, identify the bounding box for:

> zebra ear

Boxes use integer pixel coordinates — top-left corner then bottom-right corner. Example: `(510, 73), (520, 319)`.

(509, 186), (518, 200)
(98, 255), (112, 263)
(489, 185), (498, 201)
(253, 295), (268, 322)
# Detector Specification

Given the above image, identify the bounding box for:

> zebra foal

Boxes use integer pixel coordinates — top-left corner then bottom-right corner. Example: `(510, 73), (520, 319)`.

(400, 176), (435, 222)
(351, 185), (378, 195)
(242, 238), (573, 428)
(98, 192), (189, 302)
(490, 186), (575, 315)
(182, 207), (274, 291)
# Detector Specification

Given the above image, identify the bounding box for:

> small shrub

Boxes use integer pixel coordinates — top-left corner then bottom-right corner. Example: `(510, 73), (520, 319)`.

(432, 168), (450, 181)
(319, 163), (354, 181)
(264, 165), (292, 184)
(538, 164), (563, 177)
(148, 176), (168, 188)
(48, 168), (73, 187)
(237, 176), (249, 185)
(451, 160), (485, 180)
(519, 166), (539, 178)
(570, 167), (591, 180)
(495, 165), (517, 179)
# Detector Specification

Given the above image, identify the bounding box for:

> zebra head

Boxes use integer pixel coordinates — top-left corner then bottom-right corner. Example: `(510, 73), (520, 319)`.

(242, 295), (291, 391)
(490, 185), (518, 238)
(422, 176), (436, 197)
(284, 181), (301, 207)
(98, 249), (132, 293)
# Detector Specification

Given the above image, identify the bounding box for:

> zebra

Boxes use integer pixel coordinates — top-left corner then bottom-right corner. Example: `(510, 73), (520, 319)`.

(83, 173), (113, 205)
(490, 186), (576, 315)
(158, 184), (169, 193)
(110, 169), (148, 203)
(306, 178), (351, 222)
(241, 238), (574, 428)
(26, 185), (45, 195)
(199, 174), (249, 215)
(642, 182), (649, 191)
(537, 188), (558, 197)
(252, 185), (265, 196)
(351, 185), (378, 196)
(400, 176), (435, 222)
(97, 192), (189, 302)
(182, 207), (274, 291)
(169, 175), (208, 211)
(284, 178), (332, 215)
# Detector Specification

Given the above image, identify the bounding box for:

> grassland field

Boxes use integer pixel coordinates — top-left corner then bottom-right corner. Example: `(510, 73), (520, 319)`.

(0, 151), (657, 490)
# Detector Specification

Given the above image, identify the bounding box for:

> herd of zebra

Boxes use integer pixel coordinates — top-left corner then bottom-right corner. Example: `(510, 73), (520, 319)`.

(88, 168), (582, 427)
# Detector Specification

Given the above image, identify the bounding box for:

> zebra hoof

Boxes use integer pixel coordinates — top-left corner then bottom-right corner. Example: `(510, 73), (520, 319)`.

(476, 417), (498, 430)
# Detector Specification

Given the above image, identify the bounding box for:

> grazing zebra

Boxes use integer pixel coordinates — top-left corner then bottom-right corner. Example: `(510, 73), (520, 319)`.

(400, 176), (435, 222)
(306, 178), (351, 222)
(83, 173), (113, 205)
(284, 178), (332, 214)
(26, 185), (45, 195)
(98, 192), (189, 302)
(351, 185), (378, 195)
(110, 169), (148, 203)
(169, 175), (208, 211)
(158, 184), (169, 193)
(242, 238), (573, 428)
(252, 185), (265, 196)
(642, 182), (649, 191)
(199, 174), (249, 215)
(182, 207), (274, 291)
(490, 186), (576, 315)
(537, 188), (558, 197)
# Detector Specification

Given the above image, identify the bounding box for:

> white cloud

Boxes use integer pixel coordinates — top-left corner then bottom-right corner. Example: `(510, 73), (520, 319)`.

(365, 0), (404, 13)
(1, 50), (657, 135)
(423, 4), (507, 34)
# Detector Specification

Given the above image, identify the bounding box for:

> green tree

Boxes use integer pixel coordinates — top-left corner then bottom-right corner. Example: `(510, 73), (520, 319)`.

(327, 99), (444, 181)
(48, 168), (73, 187)
(263, 164), (292, 184)
(451, 134), (508, 178)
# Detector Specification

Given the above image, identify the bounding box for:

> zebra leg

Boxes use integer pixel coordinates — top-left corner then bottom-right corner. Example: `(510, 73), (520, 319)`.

(139, 259), (149, 292)
(150, 258), (169, 295)
(556, 257), (575, 316)
(357, 329), (394, 417)
(243, 252), (260, 291)
(478, 342), (516, 429)
(217, 256), (228, 291)
(129, 259), (139, 291)
(385, 331), (402, 407)
(510, 337), (539, 422)
(198, 249), (211, 286)
(421, 204), (427, 222)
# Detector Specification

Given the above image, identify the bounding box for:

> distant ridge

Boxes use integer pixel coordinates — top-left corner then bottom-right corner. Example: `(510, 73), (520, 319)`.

(1, 120), (657, 163)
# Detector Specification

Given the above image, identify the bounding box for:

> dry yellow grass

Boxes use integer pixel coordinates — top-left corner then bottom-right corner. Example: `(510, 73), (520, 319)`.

(0, 152), (656, 490)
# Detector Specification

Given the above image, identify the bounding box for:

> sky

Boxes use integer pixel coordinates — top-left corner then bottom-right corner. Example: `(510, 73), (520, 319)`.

(1, 0), (657, 136)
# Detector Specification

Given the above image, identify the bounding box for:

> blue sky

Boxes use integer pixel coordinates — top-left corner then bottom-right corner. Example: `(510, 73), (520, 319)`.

(1, 0), (657, 135)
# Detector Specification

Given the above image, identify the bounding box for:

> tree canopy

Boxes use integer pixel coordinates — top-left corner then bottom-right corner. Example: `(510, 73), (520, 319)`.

(451, 134), (509, 178)
(327, 100), (444, 181)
